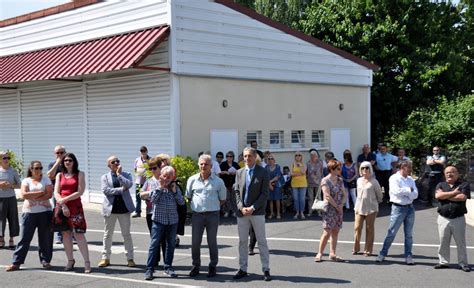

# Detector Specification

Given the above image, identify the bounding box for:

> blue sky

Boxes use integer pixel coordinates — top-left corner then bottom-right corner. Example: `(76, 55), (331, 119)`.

(0, 0), (70, 20)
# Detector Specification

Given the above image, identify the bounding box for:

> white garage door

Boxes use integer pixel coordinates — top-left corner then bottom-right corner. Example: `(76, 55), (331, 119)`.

(0, 92), (21, 156)
(20, 85), (85, 173)
(86, 74), (172, 200)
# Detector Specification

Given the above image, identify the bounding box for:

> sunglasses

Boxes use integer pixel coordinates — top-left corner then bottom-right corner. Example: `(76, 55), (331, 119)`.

(64, 159), (73, 163)
(226, 155), (233, 158)
(111, 160), (120, 165)
(32, 167), (43, 170)
(140, 150), (147, 153)
(361, 167), (370, 170)
(150, 166), (159, 171)
(268, 157), (274, 160)
(56, 151), (65, 155)
(2, 156), (10, 160)
(295, 154), (302, 157)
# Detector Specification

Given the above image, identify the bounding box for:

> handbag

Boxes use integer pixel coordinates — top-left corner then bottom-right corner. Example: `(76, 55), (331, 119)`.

(311, 184), (328, 213)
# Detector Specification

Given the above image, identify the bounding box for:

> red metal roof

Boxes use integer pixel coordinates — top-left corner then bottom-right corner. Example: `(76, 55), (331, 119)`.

(0, 25), (170, 85)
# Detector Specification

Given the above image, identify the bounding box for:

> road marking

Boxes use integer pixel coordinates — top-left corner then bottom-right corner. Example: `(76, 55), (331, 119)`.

(0, 265), (201, 288)
(86, 229), (474, 250)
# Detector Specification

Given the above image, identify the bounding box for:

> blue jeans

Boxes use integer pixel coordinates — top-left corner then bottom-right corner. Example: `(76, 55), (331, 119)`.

(146, 221), (178, 271)
(292, 187), (307, 213)
(379, 204), (415, 257)
(12, 211), (53, 265)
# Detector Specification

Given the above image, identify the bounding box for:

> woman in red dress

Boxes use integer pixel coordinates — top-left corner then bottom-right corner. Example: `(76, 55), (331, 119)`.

(53, 153), (91, 273)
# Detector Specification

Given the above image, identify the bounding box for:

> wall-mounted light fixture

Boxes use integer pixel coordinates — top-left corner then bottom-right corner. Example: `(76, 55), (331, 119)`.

(339, 103), (344, 111)
(222, 99), (228, 108)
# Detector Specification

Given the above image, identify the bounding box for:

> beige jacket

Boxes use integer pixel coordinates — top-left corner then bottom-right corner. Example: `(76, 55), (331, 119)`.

(354, 177), (383, 215)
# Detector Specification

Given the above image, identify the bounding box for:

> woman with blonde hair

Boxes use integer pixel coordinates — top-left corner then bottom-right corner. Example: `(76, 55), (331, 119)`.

(353, 161), (383, 256)
(291, 152), (308, 219)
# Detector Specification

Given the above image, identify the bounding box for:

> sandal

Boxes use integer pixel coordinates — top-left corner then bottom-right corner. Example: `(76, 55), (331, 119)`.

(6, 264), (20, 272)
(329, 255), (345, 262)
(352, 251), (359, 255)
(64, 259), (75, 271)
(363, 251), (371, 257)
(314, 253), (322, 262)
(84, 261), (92, 274)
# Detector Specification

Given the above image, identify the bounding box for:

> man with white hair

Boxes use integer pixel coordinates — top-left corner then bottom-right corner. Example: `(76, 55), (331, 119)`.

(144, 166), (185, 280)
(98, 155), (136, 268)
(186, 154), (226, 278)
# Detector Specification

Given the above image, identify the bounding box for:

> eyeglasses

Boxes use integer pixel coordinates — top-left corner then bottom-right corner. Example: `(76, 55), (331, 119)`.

(150, 166), (159, 171)
(111, 160), (120, 165)
(55, 151), (65, 155)
(2, 156), (10, 160)
(32, 167), (43, 170)
(361, 167), (370, 170)
(63, 159), (73, 163)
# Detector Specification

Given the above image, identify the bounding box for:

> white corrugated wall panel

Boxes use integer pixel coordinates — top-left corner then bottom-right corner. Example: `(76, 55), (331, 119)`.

(172, 0), (372, 87)
(20, 85), (85, 173)
(0, 92), (21, 156)
(0, 1), (168, 56)
(86, 74), (172, 195)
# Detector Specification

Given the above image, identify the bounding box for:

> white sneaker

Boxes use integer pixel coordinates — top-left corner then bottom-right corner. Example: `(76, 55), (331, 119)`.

(375, 255), (385, 263)
(406, 256), (415, 265)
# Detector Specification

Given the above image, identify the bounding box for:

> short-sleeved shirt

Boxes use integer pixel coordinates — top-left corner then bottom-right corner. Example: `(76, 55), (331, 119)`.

(436, 180), (471, 219)
(375, 153), (397, 171)
(357, 153), (376, 164)
(134, 155), (150, 185)
(427, 154), (446, 174)
(186, 173), (226, 212)
(219, 161), (240, 188)
(21, 177), (52, 213)
(0, 167), (21, 198)
(48, 161), (63, 186)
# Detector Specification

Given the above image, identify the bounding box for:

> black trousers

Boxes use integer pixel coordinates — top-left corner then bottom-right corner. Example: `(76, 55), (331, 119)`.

(0, 196), (20, 238)
(375, 170), (392, 202)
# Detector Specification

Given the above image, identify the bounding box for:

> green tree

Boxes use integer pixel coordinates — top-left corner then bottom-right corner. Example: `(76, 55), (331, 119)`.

(389, 94), (473, 169)
(231, 0), (473, 147)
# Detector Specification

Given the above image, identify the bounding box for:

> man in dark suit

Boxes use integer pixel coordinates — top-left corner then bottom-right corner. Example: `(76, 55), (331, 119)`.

(233, 147), (271, 281)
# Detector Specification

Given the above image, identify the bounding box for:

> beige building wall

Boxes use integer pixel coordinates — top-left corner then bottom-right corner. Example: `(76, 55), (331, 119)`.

(179, 76), (370, 167)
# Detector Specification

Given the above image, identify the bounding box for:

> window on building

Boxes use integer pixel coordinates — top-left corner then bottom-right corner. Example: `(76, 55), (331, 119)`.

(269, 130), (284, 149)
(291, 130), (304, 148)
(246, 130), (262, 147)
(311, 130), (325, 148)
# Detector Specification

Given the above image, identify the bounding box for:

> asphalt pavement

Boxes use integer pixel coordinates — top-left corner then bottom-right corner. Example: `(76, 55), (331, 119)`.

(1, 201), (473, 288)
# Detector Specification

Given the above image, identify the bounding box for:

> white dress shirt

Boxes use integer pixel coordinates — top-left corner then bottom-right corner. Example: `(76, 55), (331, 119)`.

(389, 172), (418, 205)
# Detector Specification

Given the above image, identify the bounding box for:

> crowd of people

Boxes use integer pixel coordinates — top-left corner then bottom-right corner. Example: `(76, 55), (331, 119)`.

(0, 142), (471, 282)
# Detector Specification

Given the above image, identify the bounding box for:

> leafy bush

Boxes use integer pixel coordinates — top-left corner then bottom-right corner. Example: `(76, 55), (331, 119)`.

(389, 95), (473, 172)
(0, 149), (24, 177)
(171, 155), (199, 188)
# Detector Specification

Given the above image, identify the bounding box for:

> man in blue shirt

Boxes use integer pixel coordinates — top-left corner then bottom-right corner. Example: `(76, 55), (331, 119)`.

(374, 144), (397, 203)
(186, 154), (226, 278)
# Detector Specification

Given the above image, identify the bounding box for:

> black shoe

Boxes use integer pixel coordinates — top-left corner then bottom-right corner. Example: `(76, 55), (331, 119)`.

(233, 269), (248, 280)
(248, 249), (255, 255)
(434, 264), (449, 269)
(144, 270), (153, 280)
(175, 237), (180, 248)
(207, 266), (216, 278)
(264, 270), (272, 282)
(189, 266), (200, 277)
(460, 265), (471, 272)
